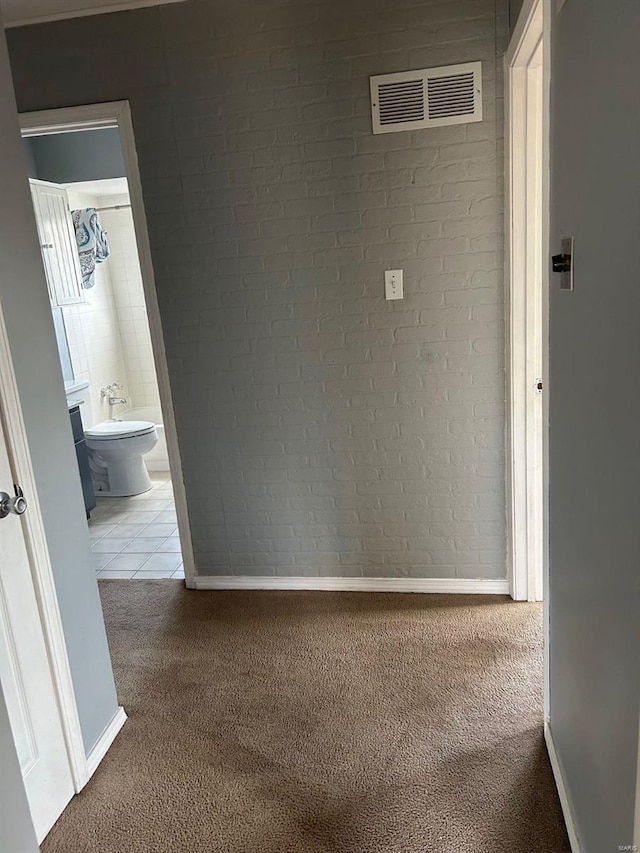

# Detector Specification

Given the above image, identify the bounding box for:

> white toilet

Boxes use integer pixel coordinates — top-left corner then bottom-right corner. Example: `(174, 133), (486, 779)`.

(85, 420), (159, 497)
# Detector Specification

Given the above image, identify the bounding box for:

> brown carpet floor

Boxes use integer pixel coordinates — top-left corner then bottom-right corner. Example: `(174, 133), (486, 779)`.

(43, 582), (570, 853)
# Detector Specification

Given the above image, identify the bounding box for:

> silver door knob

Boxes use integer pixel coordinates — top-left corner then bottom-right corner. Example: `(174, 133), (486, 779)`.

(0, 486), (27, 519)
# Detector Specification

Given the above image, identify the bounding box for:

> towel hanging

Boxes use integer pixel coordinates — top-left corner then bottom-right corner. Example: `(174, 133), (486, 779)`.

(71, 208), (111, 289)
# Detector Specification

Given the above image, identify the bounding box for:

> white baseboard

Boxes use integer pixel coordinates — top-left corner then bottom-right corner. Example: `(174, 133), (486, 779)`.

(544, 721), (581, 852)
(85, 706), (127, 782)
(189, 575), (510, 594)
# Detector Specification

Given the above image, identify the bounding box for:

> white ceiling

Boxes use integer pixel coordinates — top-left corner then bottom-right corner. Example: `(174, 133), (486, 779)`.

(2, 0), (185, 28)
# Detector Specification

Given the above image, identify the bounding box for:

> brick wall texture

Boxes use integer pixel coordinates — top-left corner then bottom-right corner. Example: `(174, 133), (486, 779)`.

(8, 0), (509, 579)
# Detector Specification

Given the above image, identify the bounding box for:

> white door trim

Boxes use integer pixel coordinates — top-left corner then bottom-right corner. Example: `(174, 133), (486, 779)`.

(505, 0), (549, 605)
(544, 722), (582, 852)
(0, 300), (87, 792)
(85, 706), (127, 780)
(20, 102), (197, 588)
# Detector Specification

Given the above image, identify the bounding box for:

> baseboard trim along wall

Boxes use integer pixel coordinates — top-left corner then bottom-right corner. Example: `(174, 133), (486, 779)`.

(85, 706), (127, 782)
(187, 576), (510, 594)
(544, 721), (582, 853)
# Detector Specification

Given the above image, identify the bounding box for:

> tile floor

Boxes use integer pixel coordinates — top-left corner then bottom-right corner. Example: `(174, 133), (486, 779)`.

(88, 472), (185, 580)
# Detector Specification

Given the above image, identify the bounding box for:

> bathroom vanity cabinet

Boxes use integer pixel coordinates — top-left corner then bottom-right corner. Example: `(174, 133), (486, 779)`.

(69, 404), (96, 517)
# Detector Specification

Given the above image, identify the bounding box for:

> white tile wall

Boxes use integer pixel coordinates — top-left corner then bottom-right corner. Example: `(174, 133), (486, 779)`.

(63, 188), (160, 423)
(99, 194), (161, 411)
(64, 189), (131, 427)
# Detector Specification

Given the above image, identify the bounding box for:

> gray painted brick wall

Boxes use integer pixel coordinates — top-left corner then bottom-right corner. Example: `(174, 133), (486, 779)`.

(8, 0), (509, 580)
(509, 0), (525, 30)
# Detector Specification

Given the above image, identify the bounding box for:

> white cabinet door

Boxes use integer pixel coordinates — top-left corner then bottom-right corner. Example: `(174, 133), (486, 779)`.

(0, 406), (75, 841)
(29, 180), (85, 306)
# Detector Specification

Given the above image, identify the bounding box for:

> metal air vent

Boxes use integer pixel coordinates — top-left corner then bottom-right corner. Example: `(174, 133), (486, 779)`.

(370, 62), (482, 134)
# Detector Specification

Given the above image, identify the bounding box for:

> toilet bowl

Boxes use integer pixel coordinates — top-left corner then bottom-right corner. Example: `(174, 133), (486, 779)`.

(85, 420), (159, 497)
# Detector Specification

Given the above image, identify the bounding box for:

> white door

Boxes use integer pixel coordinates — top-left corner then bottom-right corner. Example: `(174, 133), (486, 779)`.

(0, 401), (75, 841)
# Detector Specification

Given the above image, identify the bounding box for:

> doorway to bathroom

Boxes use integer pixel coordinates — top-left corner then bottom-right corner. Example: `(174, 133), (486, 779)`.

(20, 102), (194, 584)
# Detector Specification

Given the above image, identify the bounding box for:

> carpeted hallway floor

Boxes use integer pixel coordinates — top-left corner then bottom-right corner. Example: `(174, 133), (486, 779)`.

(43, 581), (570, 853)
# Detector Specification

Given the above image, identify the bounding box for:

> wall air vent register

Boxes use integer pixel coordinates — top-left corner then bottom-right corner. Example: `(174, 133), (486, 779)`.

(370, 61), (483, 134)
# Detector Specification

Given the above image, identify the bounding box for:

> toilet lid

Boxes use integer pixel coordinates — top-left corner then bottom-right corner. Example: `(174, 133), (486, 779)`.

(85, 420), (156, 440)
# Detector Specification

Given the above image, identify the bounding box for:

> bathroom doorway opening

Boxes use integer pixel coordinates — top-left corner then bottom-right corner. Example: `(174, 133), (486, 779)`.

(20, 102), (195, 584)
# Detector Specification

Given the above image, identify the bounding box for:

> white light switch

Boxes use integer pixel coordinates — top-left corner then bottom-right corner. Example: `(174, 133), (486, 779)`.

(385, 269), (403, 300)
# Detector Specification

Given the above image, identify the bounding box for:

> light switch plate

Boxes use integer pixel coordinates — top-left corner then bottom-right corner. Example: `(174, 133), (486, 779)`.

(385, 269), (403, 300)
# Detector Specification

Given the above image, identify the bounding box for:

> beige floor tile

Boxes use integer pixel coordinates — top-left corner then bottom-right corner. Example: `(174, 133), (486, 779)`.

(121, 538), (166, 554)
(127, 491), (154, 502)
(89, 524), (117, 541)
(88, 507), (114, 523)
(110, 523), (149, 538)
(87, 472), (183, 579)
(121, 511), (162, 525)
(156, 537), (182, 553)
(100, 499), (137, 512)
(137, 523), (177, 538)
(93, 552), (118, 570)
(132, 569), (176, 579)
(97, 569), (137, 579)
(105, 553), (150, 571)
(141, 500), (173, 511)
(155, 511), (178, 524)
(91, 537), (133, 554)
(100, 510), (132, 524)
(139, 553), (183, 571)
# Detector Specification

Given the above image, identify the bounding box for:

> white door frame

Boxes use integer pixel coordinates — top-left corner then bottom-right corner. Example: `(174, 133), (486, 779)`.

(505, 0), (549, 606)
(19, 101), (197, 588)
